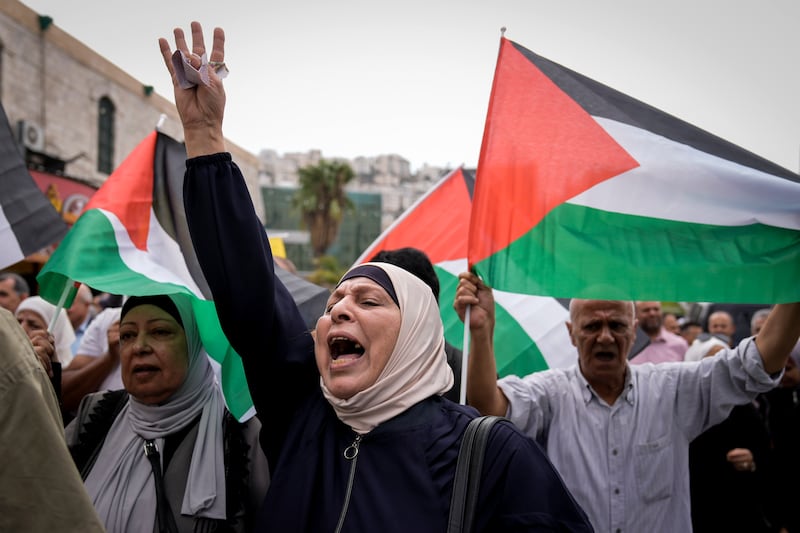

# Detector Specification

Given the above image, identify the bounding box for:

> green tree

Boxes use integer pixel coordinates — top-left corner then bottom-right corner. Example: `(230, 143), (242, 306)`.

(293, 159), (355, 258)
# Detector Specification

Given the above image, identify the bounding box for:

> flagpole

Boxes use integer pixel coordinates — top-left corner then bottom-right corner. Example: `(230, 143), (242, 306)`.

(48, 279), (76, 331)
(460, 305), (471, 404)
(458, 26), (506, 405)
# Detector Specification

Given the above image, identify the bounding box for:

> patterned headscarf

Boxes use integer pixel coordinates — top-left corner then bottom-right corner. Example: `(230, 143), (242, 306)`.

(321, 262), (454, 434)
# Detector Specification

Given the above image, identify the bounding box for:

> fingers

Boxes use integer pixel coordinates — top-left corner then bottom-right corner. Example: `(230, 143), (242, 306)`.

(726, 448), (751, 461)
(210, 27), (225, 63)
(455, 276), (480, 307)
(174, 27), (189, 56)
(158, 37), (175, 77)
(726, 448), (756, 472)
(191, 21), (206, 57)
(29, 330), (55, 377)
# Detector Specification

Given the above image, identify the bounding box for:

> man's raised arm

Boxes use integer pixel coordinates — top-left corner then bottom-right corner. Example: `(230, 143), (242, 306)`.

(755, 303), (800, 374)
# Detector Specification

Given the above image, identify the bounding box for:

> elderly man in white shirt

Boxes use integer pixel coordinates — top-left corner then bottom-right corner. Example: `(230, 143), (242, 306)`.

(454, 272), (800, 533)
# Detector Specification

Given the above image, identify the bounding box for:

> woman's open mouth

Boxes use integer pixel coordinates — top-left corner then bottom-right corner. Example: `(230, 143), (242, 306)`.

(329, 336), (365, 366)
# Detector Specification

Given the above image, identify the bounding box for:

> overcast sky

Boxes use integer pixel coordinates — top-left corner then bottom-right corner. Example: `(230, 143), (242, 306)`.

(20, 0), (800, 173)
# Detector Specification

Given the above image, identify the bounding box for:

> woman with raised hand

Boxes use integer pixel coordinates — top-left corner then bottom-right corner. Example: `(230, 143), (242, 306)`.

(65, 294), (268, 533)
(161, 21), (592, 532)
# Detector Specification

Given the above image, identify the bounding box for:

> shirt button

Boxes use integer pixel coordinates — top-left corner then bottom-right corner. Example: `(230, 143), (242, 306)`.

(612, 449), (618, 456)
(614, 488), (620, 495)
(616, 529), (621, 533)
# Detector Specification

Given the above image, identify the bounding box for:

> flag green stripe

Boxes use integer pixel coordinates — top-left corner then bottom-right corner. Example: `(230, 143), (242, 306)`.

(436, 266), (549, 376)
(38, 211), (190, 299)
(38, 210), (252, 419)
(473, 203), (800, 303)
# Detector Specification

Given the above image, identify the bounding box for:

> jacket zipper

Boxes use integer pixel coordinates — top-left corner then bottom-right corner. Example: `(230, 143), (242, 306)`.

(334, 433), (362, 533)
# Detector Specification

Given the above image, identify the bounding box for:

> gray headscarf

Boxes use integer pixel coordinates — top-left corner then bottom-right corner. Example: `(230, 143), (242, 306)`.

(83, 293), (226, 532)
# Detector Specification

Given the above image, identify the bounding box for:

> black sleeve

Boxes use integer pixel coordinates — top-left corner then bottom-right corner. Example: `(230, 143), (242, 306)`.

(183, 153), (317, 467)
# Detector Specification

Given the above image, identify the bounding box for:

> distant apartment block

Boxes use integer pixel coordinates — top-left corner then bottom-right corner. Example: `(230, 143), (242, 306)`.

(259, 149), (450, 231)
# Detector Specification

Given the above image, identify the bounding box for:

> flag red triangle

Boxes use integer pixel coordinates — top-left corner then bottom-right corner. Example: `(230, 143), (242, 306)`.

(469, 38), (639, 265)
(84, 131), (157, 251)
(361, 168), (471, 264)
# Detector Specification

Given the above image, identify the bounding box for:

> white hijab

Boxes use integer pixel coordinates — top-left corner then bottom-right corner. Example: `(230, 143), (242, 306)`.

(321, 262), (454, 434)
(15, 295), (75, 367)
(83, 294), (226, 533)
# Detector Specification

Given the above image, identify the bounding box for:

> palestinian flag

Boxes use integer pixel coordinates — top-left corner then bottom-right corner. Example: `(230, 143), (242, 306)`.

(0, 101), (67, 269)
(356, 167), (576, 378)
(37, 131), (253, 420)
(469, 37), (800, 304)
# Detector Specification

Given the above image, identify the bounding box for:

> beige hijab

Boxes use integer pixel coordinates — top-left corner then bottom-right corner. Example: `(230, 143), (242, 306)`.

(321, 262), (454, 434)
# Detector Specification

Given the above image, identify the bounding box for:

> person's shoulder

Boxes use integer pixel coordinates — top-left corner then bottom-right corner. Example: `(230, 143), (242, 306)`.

(519, 365), (578, 385)
(662, 328), (689, 346)
(88, 307), (121, 331)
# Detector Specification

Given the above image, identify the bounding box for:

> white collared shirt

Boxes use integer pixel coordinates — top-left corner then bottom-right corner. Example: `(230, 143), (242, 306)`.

(499, 337), (778, 533)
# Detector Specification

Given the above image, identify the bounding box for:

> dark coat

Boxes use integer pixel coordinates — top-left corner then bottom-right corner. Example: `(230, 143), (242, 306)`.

(184, 153), (593, 532)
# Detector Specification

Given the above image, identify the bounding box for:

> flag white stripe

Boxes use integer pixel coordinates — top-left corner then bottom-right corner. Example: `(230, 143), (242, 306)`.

(100, 208), (204, 297)
(0, 204), (24, 269)
(491, 290), (576, 369)
(568, 118), (800, 230)
(437, 258), (576, 370)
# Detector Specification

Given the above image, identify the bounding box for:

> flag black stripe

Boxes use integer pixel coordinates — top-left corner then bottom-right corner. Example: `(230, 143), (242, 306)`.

(151, 131), (212, 299)
(511, 40), (800, 183)
(0, 102), (67, 257)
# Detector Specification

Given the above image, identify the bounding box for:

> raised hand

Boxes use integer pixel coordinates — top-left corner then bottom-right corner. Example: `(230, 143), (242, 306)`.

(29, 329), (56, 377)
(158, 21), (227, 157)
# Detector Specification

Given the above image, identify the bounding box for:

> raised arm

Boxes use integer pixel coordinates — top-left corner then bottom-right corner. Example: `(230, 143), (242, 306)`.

(755, 303), (800, 373)
(453, 271), (509, 416)
(159, 22), (316, 464)
(158, 21), (226, 157)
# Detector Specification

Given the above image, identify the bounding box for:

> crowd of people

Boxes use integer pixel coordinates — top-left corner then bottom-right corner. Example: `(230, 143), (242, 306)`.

(2, 20), (799, 533)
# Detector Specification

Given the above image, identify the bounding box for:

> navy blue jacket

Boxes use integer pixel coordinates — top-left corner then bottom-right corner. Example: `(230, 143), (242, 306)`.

(184, 153), (593, 532)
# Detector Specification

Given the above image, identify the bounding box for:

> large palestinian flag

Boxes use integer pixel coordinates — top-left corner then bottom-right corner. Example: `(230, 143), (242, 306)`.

(356, 167), (576, 379)
(0, 101), (67, 269)
(469, 37), (800, 303)
(37, 131), (253, 420)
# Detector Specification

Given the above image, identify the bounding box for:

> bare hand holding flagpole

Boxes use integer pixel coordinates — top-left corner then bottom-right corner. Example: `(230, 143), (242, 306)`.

(453, 272), (508, 415)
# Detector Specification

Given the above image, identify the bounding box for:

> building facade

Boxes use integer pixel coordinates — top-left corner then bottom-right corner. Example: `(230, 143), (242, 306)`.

(0, 0), (263, 219)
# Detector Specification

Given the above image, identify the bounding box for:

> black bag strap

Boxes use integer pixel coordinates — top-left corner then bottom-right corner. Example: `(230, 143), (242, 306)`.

(143, 439), (179, 533)
(447, 415), (504, 533)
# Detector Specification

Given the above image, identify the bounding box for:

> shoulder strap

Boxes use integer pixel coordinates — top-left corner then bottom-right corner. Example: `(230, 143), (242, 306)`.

(447, 415), (504, 533)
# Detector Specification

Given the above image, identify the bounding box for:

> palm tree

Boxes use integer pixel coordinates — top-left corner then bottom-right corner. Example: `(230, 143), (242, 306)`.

(292, 159), (355, 258)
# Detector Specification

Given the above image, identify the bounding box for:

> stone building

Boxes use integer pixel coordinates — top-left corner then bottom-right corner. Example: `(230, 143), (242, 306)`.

(0, 0), (264, 220)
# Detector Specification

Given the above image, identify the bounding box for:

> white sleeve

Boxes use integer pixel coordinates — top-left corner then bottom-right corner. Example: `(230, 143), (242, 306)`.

(76, 307), (121, 358)
(498, 370), (559, 440)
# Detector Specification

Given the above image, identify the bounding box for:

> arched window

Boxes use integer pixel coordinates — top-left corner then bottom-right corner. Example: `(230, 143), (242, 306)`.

(97, 96), (115, 174)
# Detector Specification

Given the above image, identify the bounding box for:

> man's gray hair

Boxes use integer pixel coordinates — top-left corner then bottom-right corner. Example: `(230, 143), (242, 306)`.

(568, 299), (635, 322)
(750, 308), (772, 330)
(0, 272), (30, 296)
